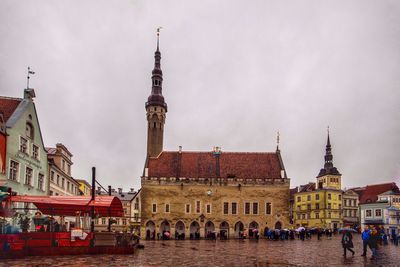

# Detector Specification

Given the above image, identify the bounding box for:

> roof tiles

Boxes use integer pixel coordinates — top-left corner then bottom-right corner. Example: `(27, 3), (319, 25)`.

(359, 182), (399, 204)
(147, 151), (283, 179)
(0, 97), (22, 122)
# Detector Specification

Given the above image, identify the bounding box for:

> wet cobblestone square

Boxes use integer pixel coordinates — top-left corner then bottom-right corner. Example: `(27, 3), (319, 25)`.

(1, 235), (400, 266)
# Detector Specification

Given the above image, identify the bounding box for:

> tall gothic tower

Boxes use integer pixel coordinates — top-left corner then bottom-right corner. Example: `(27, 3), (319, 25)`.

(316, 131), (342, 190)
(145, 30), (167, 158)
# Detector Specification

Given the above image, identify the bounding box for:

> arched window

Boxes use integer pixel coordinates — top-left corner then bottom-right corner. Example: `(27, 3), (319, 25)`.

(26, 122), (34, 139)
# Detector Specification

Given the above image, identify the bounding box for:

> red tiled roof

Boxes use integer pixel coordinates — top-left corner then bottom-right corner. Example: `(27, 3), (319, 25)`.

(0, 96), (22, 122)
(46, 147), (57, 155)
(147, 151), (283, 179)
(298, 183), (316, 192)
(359, 182), (399, 204)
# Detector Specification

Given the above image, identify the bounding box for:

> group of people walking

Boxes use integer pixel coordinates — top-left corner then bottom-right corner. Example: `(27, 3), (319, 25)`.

(342, 225), (399, 260)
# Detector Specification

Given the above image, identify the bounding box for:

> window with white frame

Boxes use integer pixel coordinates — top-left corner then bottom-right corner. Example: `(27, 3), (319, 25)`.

(366, 209), (372, 217)
(32, 144), (39, 160)
(101, 218), (106, 225)
(196, 200), (201, 213)
(152, 203), (157, 213)
(134, 199), (139, 210)
(266, 202), (272, 215)
(206, 203), (211, 214)
(185, 204), (190, 214)
(9, 160), (19, 181)
(375, 209), (382, 217)
(165, 203), (170, 213)
(231, 202), (237, 215)
(223, 202), (229, 215)
(25, 167), (33, 185)
(244, 202), (251, 215)
(252, 202), (259, 215)
(38, 173), (44, 190)
(20, 137), (28, 154)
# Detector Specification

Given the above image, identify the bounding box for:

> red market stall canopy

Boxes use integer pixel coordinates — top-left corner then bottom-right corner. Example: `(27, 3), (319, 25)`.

(10, 195), (124, 217)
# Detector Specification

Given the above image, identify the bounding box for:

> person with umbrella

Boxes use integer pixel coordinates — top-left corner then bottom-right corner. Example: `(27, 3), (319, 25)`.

(341, 228), (355, 257)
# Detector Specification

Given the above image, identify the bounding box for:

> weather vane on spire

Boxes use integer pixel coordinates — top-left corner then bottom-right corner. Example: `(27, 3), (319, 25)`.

(27, 66), (35, 89)
(156, 26), (163, 51)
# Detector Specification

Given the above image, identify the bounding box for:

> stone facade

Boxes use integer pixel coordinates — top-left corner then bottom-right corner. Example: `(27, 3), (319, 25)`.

(141, 178), (290, 239)
(47, 144), (79, 196)
(342, 189), (359, 227)
(146, 106), (166, 158)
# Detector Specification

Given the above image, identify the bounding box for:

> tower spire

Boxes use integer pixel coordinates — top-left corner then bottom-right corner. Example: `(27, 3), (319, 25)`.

(324, 126), (332, 168)
(145, 27), (167, 111)
(276, 131), (280, 152)
(317, 127), (341, 177)
(145, 28), (167, 158)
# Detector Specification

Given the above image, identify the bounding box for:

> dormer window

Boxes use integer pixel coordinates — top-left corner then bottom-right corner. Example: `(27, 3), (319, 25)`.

(26, 122), (34, 139)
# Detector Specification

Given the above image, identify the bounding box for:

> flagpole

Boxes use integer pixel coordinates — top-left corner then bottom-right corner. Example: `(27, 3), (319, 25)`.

(27, 66), (30, 89)
(27, 66), (35, 89)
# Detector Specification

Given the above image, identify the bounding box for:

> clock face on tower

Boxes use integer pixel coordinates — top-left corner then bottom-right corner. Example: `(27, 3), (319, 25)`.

(207, 190), (212, 196)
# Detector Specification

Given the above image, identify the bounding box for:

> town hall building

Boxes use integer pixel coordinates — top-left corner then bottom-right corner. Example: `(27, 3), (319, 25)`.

(140, 33), (291, 239)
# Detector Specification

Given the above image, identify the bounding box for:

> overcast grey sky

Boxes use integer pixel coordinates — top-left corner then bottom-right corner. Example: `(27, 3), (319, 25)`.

(1, 0), (399, 191)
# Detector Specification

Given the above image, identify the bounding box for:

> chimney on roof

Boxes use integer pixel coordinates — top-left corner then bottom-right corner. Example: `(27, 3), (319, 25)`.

(130, 188), (135, 193)
(118, 188), (122, 194)
(178, 146), (182, 153)
(111, 188), (116, 193)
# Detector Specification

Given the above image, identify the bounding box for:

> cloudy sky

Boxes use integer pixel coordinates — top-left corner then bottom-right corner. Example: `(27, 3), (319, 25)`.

(1, 0), (399, 191)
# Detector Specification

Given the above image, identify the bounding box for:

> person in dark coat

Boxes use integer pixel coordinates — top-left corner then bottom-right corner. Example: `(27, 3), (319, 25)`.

(341, 231), (355, 257)
(368, 228), (379, 260)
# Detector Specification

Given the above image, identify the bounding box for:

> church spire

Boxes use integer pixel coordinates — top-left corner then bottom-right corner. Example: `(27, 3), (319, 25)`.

(145, 28), (167, 158)
(145, 27), (167, 111)
(324, 127), (333, 169)
(317, 127), (341, 177)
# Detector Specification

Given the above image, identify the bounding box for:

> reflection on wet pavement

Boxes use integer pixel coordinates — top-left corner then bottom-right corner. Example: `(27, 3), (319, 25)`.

(2, 235), (400, 266)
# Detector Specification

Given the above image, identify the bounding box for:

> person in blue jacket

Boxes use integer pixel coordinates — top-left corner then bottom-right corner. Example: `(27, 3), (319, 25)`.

(361, 226), (371, 256)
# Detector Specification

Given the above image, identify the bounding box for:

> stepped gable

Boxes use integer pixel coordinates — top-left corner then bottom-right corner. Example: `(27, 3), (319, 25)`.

(359, 182), (399, 204)
(0, 96), (22, 122)
(147, 151), (283, 180)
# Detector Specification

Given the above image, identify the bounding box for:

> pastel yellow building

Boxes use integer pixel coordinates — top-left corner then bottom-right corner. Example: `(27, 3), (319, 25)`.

(294, 133), (343, 229)
(76, 179), (91, 196)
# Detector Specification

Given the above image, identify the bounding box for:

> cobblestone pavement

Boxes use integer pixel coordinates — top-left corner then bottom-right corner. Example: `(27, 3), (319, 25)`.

(1, 235), (400, 267)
